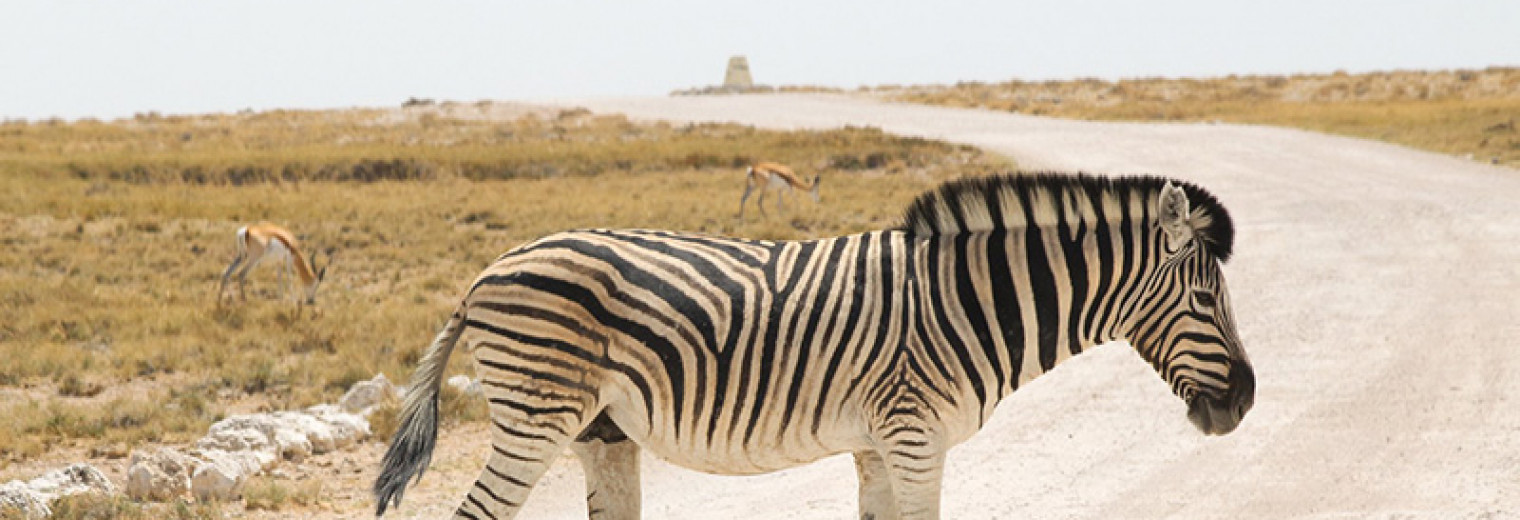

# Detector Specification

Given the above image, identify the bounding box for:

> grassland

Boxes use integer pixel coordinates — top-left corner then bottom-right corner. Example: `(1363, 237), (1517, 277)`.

(0, 104), (1001, 485)
(7, 67), (1508, 516)
(872, 67), (1520, 168)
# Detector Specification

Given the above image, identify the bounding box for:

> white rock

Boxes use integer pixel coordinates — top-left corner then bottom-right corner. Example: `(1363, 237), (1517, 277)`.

(0, 482), (48, 519)
(339, 373), (394, 413)
(125, 449), (195, 501)
(273, 426), (312, 462)
(112, 389), (378, 506)
(196, 425), (277, 473)
(207, 411), (353, 462)
(23, 463), (114, 497)
(308, 404), (371, 448)
(272, 411), (338, 454)
(200, 416), (273, 450)
(0, 463), (115, 518)
(190, 451), (248, 502)
(446, 375), (482, 396)
(305, 421), (339, 454)
(202, 415), (300, 470)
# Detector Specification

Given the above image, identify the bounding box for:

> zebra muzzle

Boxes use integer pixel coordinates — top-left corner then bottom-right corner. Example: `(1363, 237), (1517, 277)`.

(1186, 362), (1255, 435)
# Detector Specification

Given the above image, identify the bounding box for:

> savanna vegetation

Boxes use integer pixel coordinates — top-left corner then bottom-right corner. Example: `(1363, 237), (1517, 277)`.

(871, 67), (1520, 168)
(0, 104), (1002, 488)
(7, 66), (1508, 517)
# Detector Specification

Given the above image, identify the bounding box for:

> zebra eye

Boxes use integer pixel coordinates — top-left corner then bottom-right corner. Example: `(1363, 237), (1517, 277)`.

(1193, 291), (1217, 308)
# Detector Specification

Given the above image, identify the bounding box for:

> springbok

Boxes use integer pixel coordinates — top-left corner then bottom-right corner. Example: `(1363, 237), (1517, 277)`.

(738, 161), (820, 218)
(217, 222), (329, 305)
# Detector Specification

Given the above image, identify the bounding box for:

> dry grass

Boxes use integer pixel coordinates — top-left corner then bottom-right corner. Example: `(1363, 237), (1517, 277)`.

(0, 493), (224, 520)
(0, 106), (1004, 469)
(243, 476), (324, 511)
(874, 67), (1520, 168)
(0, 388), (219, 462)
(0, 106), (979, 184)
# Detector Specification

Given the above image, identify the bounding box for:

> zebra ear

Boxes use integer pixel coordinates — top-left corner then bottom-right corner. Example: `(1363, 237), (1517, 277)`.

(1157, 181), (1194, 249)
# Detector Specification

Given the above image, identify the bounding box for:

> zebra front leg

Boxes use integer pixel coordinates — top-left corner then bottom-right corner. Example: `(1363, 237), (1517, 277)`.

(879, 446), (945, 520)
(853, 450), (899, 520)
(870, 420), (946, 520)
(571, 413), (640, 520)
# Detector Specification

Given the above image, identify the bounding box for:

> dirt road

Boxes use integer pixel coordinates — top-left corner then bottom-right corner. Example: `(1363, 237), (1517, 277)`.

(398, 94), (1520, 519)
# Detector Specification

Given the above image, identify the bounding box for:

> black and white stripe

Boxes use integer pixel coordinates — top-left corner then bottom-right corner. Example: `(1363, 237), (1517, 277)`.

(376, 172), (1255, 519)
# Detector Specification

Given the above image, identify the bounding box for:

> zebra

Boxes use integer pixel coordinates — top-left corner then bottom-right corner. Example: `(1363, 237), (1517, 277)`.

(375, 172), (1255, 519)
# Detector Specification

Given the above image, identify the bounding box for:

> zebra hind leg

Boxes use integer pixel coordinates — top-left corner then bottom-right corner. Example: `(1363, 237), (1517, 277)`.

(853, 450), (900, 520)
(453, 383), (596, 519)
(570, 412), (641, 520)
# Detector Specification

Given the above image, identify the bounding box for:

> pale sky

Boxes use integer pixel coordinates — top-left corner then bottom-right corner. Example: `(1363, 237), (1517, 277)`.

(3, 0), (1517, 120)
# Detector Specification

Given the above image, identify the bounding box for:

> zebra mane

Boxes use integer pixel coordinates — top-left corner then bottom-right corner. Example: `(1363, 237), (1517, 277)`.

(900, 172), (1234, 262)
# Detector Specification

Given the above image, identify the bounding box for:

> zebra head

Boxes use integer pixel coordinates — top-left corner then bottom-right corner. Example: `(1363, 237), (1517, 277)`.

(1132, 181), (1254, 435)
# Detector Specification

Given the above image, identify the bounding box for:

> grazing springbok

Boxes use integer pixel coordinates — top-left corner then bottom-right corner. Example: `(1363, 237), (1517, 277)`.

(217, 222), (329, 305)
(738, 161), (821, 218)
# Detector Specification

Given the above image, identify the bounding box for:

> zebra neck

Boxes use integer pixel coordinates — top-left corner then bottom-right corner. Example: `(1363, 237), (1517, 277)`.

(912, 220), (1157, 414)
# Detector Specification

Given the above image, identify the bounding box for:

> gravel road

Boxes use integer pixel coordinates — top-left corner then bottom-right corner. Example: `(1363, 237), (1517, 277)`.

(410, 94), (1520, 519)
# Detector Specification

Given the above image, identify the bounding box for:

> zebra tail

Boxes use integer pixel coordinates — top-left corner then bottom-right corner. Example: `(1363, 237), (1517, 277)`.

(374, 306), (466, 516)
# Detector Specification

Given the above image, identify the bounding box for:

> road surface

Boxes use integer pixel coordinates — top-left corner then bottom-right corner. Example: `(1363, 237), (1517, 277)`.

(406, 94), (1520, 519)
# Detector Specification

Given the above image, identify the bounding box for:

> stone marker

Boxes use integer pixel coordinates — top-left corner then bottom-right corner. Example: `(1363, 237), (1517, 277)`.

(724, 56), (754, 90)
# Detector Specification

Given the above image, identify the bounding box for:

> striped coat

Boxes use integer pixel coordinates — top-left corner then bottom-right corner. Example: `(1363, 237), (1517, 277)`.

(377, 173), (1255, 519)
